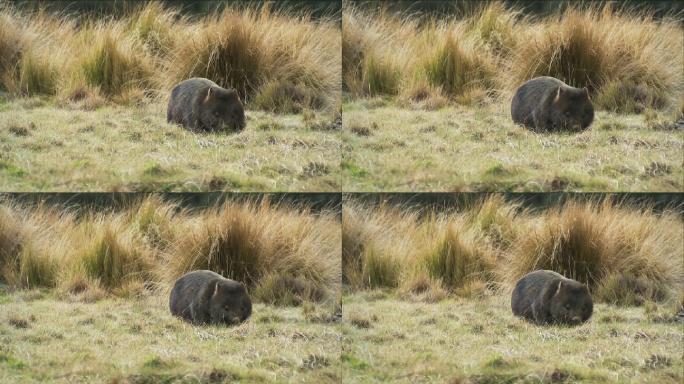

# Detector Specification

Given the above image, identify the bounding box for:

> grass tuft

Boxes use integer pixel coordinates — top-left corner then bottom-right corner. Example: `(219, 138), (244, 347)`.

(423, 224), (494, 290)
(80, 26), (153, 97)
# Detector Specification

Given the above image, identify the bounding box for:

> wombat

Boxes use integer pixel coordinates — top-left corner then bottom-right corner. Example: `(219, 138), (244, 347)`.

(167, 78), (246, 132)
(511, 270), (593, 325)
(169, 270), (252, 326)
(511, 76), (594, 132)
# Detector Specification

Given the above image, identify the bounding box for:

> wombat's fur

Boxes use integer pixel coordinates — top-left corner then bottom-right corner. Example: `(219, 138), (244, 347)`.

(511, 270), (593, 325)
(169, 270), (252, 326)
(511, 77), (594, 132)
(167, 78), (246, 132)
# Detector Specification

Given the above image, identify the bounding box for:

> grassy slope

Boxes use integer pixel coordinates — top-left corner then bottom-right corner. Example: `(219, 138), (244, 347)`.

(0, 289), (341, 384)
(0, 98), (340, 191)
(342, 291), (683, 384)
(342, 100), (683, 192)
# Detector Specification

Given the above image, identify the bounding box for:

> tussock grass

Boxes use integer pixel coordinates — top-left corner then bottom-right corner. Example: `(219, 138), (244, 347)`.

(423, 224), (494, 291)
(68, 217), (155, 294)
(342, 5), (409, 97)
(0, 9), (25, 91)
(344, 197), (684, 306)
(344, 2), (683, 113)
(422, 30), (495, 99)
(0, 2), (340, 113)
(0, 197), (340, 306)
(126, 1), (181, 57)
(0, 202), (69, 289)
(79, 25), (154, 98)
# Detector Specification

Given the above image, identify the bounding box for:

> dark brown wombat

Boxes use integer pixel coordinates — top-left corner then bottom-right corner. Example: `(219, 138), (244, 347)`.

(169, 270), (252, 326)
(167, 78), (246, 132)
(511, 77), (594, 132)
(511, 270), (593, 325)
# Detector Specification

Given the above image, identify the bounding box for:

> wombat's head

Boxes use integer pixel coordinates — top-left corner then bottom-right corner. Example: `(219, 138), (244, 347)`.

(547, 86), (594, 132)
(200, 86), (246, 132)
(208, 280), (252, 325)
(549, 279), (593, 325)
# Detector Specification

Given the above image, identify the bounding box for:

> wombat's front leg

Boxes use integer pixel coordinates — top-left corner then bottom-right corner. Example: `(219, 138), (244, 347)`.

(189, 301), (210, 324)
(531, 300), (550, 324)
(532, 109), (547, 132)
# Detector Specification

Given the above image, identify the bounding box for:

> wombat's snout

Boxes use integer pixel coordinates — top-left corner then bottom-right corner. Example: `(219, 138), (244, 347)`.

(570, 316), (581, 324)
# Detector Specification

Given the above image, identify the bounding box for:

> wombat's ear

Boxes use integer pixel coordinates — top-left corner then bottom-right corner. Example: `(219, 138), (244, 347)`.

(582, 87), (590, 99)
(553, 86), (562, 103)
(204, 87), (215, 103)
(209, 280), (220, 298)
(554, 280), (564, 295)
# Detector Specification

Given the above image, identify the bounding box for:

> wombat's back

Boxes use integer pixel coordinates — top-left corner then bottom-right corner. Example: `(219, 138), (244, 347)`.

(511, 77), (565, 127)
(511, 270), (563, 319)
(169, 270), (223, 318)
(166, 78), (219, 127)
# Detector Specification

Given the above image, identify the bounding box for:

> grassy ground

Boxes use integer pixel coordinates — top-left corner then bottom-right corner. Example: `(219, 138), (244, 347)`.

(342, 291), (683, 384)
(0, 288), (341, 384)
(342, 99), (683, 191)
(0, 97), (340, 191)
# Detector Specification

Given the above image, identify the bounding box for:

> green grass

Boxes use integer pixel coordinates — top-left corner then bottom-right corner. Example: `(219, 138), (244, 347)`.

(0, 289), (341, 383)
(342, 100), (683, 191)
(0, 98), (340, 191)
(342, 291), (683, 383)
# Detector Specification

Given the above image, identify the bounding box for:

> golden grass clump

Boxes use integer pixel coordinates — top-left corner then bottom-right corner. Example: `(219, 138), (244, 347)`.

(0, 202), (70, 289)
(422, 222), (495, 291)
(465, 1), (520, 56)
(344, 197), (684, 306)
(0, 6), (66, 96)
(421, 30), (495, 100)
(342, 201), (417, 289)
(0, 9), (25, 92)
(342, 4), (410, 97)
(78, 24), (154, 98)
(126, 1), (181, 58)
(67, 217), (154, 294)
(126, 195), (181, 251)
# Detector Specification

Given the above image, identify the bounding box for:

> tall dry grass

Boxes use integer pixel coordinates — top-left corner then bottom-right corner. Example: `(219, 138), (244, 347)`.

(343, 2), (683, 113)
(0, 1), (340, 113)
(343, 196), (684, 307)
(0, 197), (341, 306)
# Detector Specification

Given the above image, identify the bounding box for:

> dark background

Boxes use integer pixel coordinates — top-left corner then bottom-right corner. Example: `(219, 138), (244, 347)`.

(344, 193), (684, 215)
(5, 192), (682, 216)
(8, 0), (341, 18)
(1, 193), (342, 214)
(350, 1), (684, 20)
